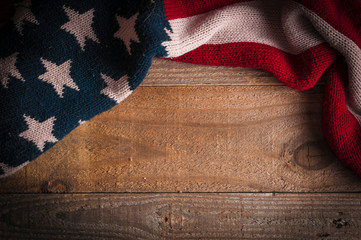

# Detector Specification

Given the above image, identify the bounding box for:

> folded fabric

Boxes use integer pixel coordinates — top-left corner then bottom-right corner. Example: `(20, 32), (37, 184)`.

(0, 0), (360, 178)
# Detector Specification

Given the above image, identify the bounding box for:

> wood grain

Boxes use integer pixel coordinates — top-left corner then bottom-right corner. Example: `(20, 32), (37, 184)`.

(1, 85), (360, 193)
(1, 193), (360, 239)
(143, 59), (279, 86)
(1, 6), (360, 240)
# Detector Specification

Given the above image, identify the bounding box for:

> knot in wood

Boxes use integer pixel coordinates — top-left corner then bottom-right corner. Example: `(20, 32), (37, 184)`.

(41, 180), (68, 193)
(293, 141), (333, 170)
(163, 214), (183, 229)
(332, 218), (349, 229)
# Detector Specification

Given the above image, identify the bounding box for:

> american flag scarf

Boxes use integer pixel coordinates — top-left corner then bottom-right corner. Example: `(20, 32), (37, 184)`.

(0, 0), (360, 178)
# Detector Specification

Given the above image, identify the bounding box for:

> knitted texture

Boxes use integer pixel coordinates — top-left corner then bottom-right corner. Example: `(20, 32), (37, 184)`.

(0, 0), (169, 177)
(162, 0), (361, 176)
(0, 0), (360, 178)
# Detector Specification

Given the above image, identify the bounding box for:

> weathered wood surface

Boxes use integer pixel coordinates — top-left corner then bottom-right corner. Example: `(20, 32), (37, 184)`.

(1, 83), (360, 193)
(0, 59), (359, 192)
(144, 59), (280, 86)
(1, 3), (361, 238)
(1, 193), (360, 240)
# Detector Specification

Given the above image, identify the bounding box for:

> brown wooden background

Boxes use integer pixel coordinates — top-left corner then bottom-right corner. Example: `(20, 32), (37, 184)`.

(1, 58), (361, 239)
(1, 1), (361, 238)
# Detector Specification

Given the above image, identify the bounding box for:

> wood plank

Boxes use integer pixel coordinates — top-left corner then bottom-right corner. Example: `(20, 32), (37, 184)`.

(143, 59), (280, 86)
(143, 59), (325, 86)
(1, 85), (360, 193)
(0, 193), (360, 239)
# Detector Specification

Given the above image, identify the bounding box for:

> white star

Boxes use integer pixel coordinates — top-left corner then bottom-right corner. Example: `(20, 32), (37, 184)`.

(0, 161), (29, 178)
(12, 0), (39, 35)
(114, 13), (140, 54)
(38, 58), (79, 98)
(100, 73), (132, 103)
(61, 6), (100, 51)
(19, 115), (58, 152)
(0, 52), (24, 88)
(78, 120), (86, 125)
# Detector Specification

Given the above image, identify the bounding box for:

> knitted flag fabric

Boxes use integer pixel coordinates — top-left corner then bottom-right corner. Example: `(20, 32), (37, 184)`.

(0, 0), (360, 178)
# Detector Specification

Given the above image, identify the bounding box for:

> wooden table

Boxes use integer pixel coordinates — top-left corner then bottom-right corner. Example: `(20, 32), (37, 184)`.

(1, 59), (361, 239)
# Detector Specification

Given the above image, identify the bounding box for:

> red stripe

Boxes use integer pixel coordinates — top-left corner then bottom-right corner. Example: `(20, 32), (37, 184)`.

(168, 42), (339, 90)
(163, 0), (251, 20)
(295, 0), (361, 49)
(322, 59), (361, 177)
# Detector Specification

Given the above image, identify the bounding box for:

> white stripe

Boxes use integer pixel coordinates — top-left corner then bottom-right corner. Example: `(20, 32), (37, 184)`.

(162, 0), (361, 124)
(162, 0), (324, 57)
